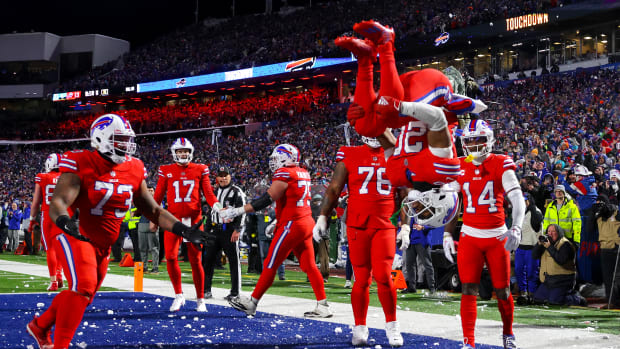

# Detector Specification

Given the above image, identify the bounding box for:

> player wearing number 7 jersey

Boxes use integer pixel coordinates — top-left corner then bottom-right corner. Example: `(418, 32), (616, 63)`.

(27, 114), (207, 349)
(315, 137), (403, 346)
(153, 137), (223, 312)
(447, 119), (525, 349)
(221, 144), (331, 318)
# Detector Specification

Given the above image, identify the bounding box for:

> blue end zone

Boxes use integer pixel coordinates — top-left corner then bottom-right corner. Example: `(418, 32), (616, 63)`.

(0, 292), (501, 348)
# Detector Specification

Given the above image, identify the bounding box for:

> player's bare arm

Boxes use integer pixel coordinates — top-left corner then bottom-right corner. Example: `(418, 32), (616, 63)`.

(221, 180), (288, 220)
(133, 180), (180, 232)
(49, 172), (81, 222)
(319, 162), (348, 217)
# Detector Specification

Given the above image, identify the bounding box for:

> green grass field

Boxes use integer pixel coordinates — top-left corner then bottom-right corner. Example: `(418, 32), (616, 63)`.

(2, 253), (619, 335)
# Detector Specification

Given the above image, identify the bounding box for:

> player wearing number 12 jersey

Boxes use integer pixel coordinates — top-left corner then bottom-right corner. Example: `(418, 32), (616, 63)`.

(27, 114), (206, 349)
(222, 144), (331, 318)
(447, 119), (525, 349)
(154, 137), (222, 312)
(314, 137), (403, 346)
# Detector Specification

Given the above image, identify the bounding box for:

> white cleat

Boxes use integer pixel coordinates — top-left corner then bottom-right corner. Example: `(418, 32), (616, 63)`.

(385, 321), (404, 347)
(352, 325), (369, 346)
(344, 280), (352, 288)
(169, 294), (185, 312)
(228, 295), (257, 316)
(196, 298), (207, 312)
(303, 302), (333, 318)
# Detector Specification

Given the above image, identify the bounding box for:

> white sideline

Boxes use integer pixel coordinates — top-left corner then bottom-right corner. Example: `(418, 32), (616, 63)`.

(1, 259), (618, 349)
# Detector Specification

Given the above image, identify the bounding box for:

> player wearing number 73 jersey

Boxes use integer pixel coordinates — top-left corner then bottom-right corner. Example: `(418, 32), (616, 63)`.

(154, 137), (222, 312)
(27, 114), (206, 349)
(449, 119), (525, 349)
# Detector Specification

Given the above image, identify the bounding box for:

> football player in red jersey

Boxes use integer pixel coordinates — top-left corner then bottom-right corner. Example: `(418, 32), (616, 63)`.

(27, 114), (207, 349)
(314, 136), (403, 346)
(445, 119), (525, 349)
(29, 154), (66, 291)
(153, 137), (223, 312)
(222, 144), (332, 318)
(335, 20), (486, 191)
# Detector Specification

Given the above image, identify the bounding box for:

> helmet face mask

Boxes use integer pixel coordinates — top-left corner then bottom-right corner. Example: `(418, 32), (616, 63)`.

(461, 120), (494, 159)
(90, 114), (136, 164)
(269, 144), (300, 172)
(403, 188), (459, 228)
(44, 153), (61, 173)
(170, 138), (194, 164)
(361, 136), (381, 149)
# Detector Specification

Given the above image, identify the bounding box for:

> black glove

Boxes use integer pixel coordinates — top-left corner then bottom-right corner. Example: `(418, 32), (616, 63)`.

(56, 212), (89, 242)
(172, 221), (205, 246)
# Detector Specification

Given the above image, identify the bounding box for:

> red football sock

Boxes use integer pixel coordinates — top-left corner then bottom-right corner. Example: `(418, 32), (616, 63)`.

(497, 295), (514, 335)
(36, 290), (70, 330)
(461, 294), (477, 347)
(351, 268), (371, 326)
(378, 42), (403, 101)
(376, 281), (397, 323)
(52, 290), (90, 348)
(187, 243), (204, 297)
(166, 256), (183, 294)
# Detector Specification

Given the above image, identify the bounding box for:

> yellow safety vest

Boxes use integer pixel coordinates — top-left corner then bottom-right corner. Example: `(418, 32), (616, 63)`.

(543, 199), (582, 243)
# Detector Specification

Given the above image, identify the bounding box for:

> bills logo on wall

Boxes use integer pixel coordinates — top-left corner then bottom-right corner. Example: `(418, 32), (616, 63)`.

(285, 57), (316, 72)
(434, 32), (450, 46)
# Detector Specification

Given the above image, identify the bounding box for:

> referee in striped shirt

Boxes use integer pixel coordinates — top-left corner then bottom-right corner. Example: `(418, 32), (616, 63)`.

(203, 166), (246, 300)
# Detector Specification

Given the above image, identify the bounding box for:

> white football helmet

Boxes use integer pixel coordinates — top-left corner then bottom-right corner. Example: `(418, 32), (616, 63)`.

(90, 114), (136, 164)
(171, 137), (194, 164)
(44, 153), (61, 173)
(461, 119), (494, 159)
(269, 144), (300, 172)
(402, 186), (459, 228)
(573, 164), (592, 177)
(361, 136), (381, 148)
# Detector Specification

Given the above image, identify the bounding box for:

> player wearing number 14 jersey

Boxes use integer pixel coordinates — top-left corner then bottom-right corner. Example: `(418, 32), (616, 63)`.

(154, 137), (222, 312)
(447, 119), (525, 349)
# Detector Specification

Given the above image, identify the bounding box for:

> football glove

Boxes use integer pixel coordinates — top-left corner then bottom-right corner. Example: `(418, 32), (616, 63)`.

(56, 211), (89, 242)
(172, 221), (205, 246)
(443, 232), (456, 263)
(219, 206), (245, 223)
(397, 224), (410, 250)
(265, 219), (277, 239)
(498, 226), (522, 252)
(346, 103), (365, 126)
(313, 215), (328, 243)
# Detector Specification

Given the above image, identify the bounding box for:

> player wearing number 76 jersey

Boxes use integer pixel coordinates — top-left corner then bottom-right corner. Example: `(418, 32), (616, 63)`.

(153, 137), (223, 312)
(221, 144), (331, 318)
(446, 119), (525, 349)
(315, 137), (403, 347)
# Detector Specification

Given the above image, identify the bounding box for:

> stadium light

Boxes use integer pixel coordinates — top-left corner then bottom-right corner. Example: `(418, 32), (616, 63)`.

(583, 36), (592, 40)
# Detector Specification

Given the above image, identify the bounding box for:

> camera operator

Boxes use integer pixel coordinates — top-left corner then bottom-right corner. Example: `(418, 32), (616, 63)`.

(595, 194), (620, 308)
(532, 224), (586, 306)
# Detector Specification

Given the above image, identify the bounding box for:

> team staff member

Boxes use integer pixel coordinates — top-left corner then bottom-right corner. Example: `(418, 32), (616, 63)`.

(203, 166), (245, 300)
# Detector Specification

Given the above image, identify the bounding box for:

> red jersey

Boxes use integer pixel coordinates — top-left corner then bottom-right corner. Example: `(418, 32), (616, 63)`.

(272, 166), (312, 222)
(154, 162), (218, 222)
(457, 153), (517, 232)
(36, 171), (61, 214)
(36, 171), (67, 239)
(59, 150), (147, 248)
(336, 145), (394, 229)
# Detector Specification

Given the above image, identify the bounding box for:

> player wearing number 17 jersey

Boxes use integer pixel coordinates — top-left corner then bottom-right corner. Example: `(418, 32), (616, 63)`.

(314, 137), (402, 346)
(27, 114), (205, 349)
(447, 119), (525, 349)
(222, 144), (331, 318)
(153, 137), (223, 312)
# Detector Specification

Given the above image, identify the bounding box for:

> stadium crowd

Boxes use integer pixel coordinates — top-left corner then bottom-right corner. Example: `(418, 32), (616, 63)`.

(2, 65), (619, 308)
(57, 0), (574, 92)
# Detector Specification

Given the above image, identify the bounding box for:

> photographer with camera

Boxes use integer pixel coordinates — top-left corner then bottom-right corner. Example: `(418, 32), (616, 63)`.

(532, 224), (586, 305)
(595, 194), (620, 308)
